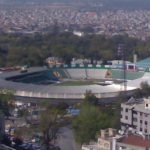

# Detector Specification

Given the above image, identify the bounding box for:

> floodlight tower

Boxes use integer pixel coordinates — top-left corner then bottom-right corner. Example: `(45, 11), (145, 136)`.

(117, 44), (127, 92)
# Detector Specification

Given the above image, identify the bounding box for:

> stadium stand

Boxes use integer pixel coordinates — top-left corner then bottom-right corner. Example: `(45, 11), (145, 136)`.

(0, 66), (149, 102)
(66, 68), (86, 79)
(110, 69), (144, 80)
(86, 68), (107, 79)
(136, 57), (150, 69)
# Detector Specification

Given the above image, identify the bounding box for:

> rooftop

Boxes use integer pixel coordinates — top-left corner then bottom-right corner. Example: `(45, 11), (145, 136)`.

(122, 97), (150, 114)
(118, 134), (150, 148)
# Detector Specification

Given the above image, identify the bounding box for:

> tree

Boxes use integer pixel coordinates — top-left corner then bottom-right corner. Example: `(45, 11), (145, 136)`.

(73, 91), (129, 144)
(0, 89), (14, 144)
(73, 103), (110, 144)
(133, 88), (143, 98)
(84, 90), (98, 105)
(140, 81), (150, 97)
(0, 32), (149, 66)
(0, 89), (14, 117)
(40, 103), (63, 150)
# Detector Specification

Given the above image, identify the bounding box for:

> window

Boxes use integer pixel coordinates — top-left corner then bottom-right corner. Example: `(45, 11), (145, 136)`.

(104, 143), (109, 148)
(145, 114), (148, 117)
(125, 108), (128, 112)
(140, 128), (142, 131)
(140, 112), (143, 116)
(145, 129), (147, 133)
(145, 121), (148, 125)
(146, 104), (148, 107)
(125, 116), (128, 120)
(140, 120), (143, 123)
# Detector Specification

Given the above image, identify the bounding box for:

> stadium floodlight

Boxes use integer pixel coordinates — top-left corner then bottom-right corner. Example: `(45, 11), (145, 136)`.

(117, 43), (127, 92)
(117, 43), (124, 58)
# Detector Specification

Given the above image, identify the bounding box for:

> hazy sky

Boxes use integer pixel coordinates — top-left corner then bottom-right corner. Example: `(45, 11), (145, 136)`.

(1, 0), (150, 10)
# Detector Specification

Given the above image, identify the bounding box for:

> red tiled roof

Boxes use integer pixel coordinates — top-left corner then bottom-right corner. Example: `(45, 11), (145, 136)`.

(119, 134), (150, 147)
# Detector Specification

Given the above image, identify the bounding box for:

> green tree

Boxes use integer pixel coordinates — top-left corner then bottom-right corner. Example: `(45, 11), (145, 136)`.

(73, 103), (110, 144)
(0, 32), (150, 66)
(84, 90), (98, 105)
(0, 89), (14, 117)
(39, 103), (64, 150)
(109, 94), (125, 129)
(140, 81), (150, 97)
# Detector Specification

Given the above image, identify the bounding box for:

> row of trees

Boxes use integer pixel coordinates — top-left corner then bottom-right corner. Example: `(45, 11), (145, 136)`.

(0, 33), (150, 67)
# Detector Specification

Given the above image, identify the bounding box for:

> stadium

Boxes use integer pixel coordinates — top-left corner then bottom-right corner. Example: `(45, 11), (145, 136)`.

(0, 59), (150, 104)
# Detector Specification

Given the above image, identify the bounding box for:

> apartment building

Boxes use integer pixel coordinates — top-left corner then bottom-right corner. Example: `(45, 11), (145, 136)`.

(121, 97), (150, 137)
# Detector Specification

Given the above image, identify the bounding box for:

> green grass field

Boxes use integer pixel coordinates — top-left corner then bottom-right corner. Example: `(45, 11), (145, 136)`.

(56, 80), (95, 86)
(54, 78), (123, 86)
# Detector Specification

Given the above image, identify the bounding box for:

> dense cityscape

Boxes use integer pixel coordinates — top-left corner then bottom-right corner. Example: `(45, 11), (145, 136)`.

(0, 0), (150, 150)
(1, 4), (150, 40)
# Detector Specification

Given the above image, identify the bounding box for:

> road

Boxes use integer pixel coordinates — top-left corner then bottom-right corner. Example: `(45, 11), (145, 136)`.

(57, 127), (81, 150)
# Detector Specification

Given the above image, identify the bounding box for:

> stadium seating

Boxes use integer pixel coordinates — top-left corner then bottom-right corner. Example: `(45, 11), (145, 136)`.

(110, 69), (144, 80)
(66, 68), (86, 79)
(86, 69), (107, 79)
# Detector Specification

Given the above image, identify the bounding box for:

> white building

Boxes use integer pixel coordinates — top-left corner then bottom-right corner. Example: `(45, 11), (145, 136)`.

(121, 97), (150, 137)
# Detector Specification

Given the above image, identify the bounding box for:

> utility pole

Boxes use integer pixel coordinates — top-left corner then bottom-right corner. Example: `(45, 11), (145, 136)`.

(117, 44), (126, 92)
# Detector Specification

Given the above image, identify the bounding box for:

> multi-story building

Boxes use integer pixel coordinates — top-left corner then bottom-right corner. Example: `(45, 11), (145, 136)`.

(121, 97), (150, 137)
(82, 97), (150, 150)
(82, 128), (118, 150)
